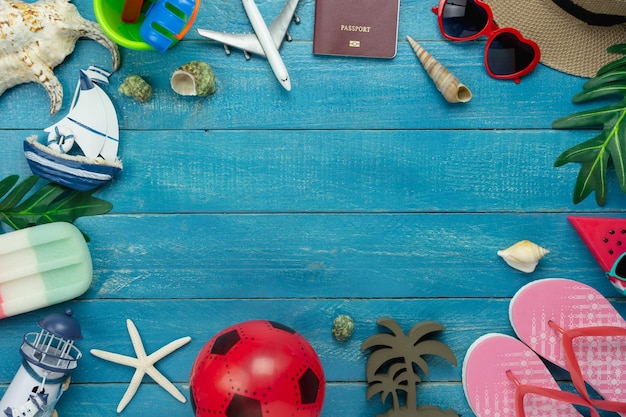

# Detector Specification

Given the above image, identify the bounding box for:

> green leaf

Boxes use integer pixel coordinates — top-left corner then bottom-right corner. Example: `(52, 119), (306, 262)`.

(0, 175), (39, 213)
(584, 69), (626, 89)
(608, 123), (626, 192)
(554, 134), (606, 167)
(553, 102), (625, 129)
(0, 175), (113, 236)
(553, 44), (626, 205)
(573, 84), (626, 104)
(573, 144), (609, 205)
(607, 43), (626, 54)
(0, 175), (19, 200)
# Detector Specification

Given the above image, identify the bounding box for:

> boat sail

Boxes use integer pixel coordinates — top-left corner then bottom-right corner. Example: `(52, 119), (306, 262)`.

(24, 66), (122, 191)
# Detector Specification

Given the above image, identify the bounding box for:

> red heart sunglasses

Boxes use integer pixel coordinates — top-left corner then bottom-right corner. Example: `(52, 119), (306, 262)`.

(431, 0), (540, 83)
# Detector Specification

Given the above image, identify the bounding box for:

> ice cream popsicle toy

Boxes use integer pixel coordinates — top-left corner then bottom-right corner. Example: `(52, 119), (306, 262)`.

(93, 0), (200, 52)
(0, 222), (93, 319)
(0, 309), (83, 417)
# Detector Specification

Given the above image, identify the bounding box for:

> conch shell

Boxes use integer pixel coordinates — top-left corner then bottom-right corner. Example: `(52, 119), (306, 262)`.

(170, 61), (216, 97)
(407, 35), (471, 103)
(497, 240), (549, 273)
(0, 0), (120, 114)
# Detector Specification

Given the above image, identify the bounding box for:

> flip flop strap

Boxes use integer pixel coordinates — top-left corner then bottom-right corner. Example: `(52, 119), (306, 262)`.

(506, 370), (600, 417)
(549, 320), (626, 414)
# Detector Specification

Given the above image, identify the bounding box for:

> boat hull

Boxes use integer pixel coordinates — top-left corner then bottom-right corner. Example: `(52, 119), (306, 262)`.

(24, 136), (122, 192)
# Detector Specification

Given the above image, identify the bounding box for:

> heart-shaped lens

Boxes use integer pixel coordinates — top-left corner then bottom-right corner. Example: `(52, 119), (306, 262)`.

(486, 31), (538, 76)
(441, 0), (489, 39)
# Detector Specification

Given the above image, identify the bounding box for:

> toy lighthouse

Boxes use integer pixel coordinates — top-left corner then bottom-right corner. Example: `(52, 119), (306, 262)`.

(0, 309), (82, 417)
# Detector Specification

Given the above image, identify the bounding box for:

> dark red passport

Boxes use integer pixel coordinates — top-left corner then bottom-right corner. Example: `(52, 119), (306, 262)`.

(313, 0), (400, 58)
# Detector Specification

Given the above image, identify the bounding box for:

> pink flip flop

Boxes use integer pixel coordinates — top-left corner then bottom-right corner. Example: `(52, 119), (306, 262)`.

(463, 333), (591, 417)
(510, 278), (626, 415)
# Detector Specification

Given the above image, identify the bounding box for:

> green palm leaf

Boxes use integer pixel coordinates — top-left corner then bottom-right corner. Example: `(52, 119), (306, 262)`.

(0, 175), (113, 238)
(553, 43), (626, 205)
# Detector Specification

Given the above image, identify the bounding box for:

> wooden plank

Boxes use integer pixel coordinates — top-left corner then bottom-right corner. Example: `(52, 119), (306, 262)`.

(0, 299), (511, 383)
(0, 210), (623, 300)
(2, 297), (619, 416)
(50, 381), (472, 417)
(4, 297), (608, 383)
(4, 129), (626, 212)
(71, 213), (621, 299)
(0, 40), (590, 130)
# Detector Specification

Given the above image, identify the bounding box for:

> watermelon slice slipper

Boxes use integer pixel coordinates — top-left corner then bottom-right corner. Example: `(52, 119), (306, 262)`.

(510, 278), (626, 415)
(463, 333), (593, 417)
(568, 216), (626, 295)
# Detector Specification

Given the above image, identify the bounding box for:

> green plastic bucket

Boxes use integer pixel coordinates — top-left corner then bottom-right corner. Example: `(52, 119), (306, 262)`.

(93, 0), (156, 50)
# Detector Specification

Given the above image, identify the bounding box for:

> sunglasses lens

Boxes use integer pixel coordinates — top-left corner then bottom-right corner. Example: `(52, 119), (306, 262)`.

(486, 32), (536, 75)
(441, 0), (489, 39)
(613, 253), (626, 280)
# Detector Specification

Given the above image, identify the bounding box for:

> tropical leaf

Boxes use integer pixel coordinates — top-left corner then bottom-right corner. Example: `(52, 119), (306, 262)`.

(407, 320), (446, 344)
(412, 339), (457, 368)
(365, 350), (414, 382)
(362, 318), (458, 415)
(362, 318), (456, 381)
(361, 317), (408, 351)
(0, 175), (113, 238)
(365, 362), (408, 403)
(0, 175), (39, 213)
(553, 43), (626, 205)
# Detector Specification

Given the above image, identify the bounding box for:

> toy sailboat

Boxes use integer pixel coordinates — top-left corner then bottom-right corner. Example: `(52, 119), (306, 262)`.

(23, 66), (122, 191)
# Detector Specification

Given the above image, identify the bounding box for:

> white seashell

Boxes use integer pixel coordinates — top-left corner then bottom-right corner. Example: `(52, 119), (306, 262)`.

(0, 0), (120, 114)
(497, 240), (549, 273)
(406, 35), (471, 103)
(170, 61), (216, 97)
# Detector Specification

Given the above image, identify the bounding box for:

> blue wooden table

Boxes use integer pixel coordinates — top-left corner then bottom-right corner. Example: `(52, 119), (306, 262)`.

(1, 1), (626, 416)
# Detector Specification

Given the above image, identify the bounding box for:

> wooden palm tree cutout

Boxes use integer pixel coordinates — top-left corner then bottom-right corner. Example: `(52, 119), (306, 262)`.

(361, 318), (459, 417)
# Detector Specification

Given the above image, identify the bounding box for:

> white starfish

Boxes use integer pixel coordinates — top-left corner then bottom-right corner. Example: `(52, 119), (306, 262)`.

(90, 319), (191, 413)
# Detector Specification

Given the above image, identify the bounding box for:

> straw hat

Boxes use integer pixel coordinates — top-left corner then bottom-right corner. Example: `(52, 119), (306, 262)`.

(484, 0), (626, 77)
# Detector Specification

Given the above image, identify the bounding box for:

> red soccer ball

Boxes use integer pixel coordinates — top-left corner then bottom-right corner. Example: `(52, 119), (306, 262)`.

(190, 320), (325, 417)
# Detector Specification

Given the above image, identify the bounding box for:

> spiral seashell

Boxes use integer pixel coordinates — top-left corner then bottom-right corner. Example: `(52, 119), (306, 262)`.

(497, 240), (549, 273)
(406, 35), (471, 103)
(170, 61), (216, 97)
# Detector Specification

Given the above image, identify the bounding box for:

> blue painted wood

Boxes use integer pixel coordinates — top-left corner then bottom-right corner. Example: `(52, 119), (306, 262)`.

(72, 214), (626, 299)
(0, 40), (591, 130)
(5, 129), (626, 211)
(1, 0), (625, 416)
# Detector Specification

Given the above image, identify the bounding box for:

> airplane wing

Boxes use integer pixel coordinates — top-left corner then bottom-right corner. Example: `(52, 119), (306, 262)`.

(197, 0), (299, 57)
(268, 0), (299, 49)
(197, 29), (266, 57)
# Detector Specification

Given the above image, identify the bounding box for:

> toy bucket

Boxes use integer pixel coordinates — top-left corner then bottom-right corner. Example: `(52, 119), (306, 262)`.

(93, 0), (200, 52)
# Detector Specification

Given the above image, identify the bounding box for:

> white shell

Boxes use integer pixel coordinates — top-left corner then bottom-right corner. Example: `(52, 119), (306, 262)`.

(170, 61), (216, 97)
(497, 240), (550, 273)
(407, 35), (471, 103)
(0, 0), (120, 114)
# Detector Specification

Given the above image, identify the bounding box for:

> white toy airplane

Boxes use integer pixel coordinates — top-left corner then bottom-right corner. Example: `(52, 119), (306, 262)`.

(197, 0), (300, 91)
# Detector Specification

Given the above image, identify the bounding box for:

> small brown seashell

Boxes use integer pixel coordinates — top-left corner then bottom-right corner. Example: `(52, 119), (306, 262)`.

(407, 35), (471, 103)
